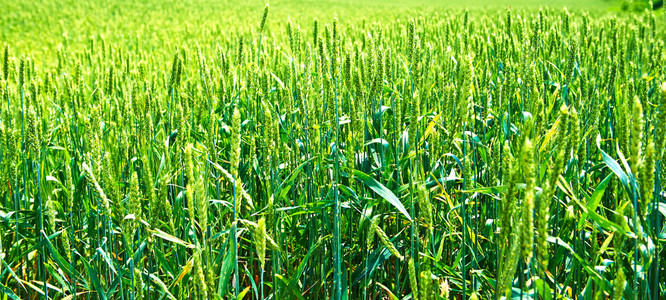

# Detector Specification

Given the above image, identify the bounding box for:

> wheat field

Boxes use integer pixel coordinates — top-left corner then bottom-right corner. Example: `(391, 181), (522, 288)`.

(0, 0), (664, 299)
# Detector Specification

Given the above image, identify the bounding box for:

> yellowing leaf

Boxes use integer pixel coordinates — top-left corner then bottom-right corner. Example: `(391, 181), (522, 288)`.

(539, 118), (561, 153)
(422, 113), (441, 141)
(171, 258), (194, 288)
(237, 286), (251, 300)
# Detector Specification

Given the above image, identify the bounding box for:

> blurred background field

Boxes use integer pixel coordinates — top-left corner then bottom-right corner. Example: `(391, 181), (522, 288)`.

(0, 0), (653, 65)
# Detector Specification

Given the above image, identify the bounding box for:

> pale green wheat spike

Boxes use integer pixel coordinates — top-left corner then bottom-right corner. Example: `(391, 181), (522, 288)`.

(408, 258), (419, 300)
(318, 36), (327, 74)
(490, 139), (502, 187)
(345, 132), (354, 169)
(247, 121), (255, 166)
(206, 268), (216, 300)
(614, 267), (626, 300)
(331, 17), (338, 75)
(353, 66), (364, 106)
(535, 168), (550, 275)
(157, 171), (176, 234)
(548, 105), (569, 191)
(176, 102), (188, 141)
(83, 162), (111, 216)
(564, 105), (578, 160)
(194, 249), (208, 300)
(18, 57), (24, 87)
(126, 171), (142, 246)
(175, 52), (183, 88)
(658, 82), (666, 156)
(344, 51), (352, 88)
(366, 216), (379, 250)
(499, 225), (521, 298)
(195, 172), (207, 237)
(64, 163), (75, 217)
(146, 111), (154, 145)
(570, 107), (584, 173)
(408, 92), (420, 146)
(412, 37), (423, 88)
(312, 19), (318, 47)
(261, 100), (274, 155)
(384, 47), (393, 85)
(520, 138), (535, 264)
(43, 72), (51, 100)
(0, 125), (4, 195)
(566, 38), (577, 80)
(107, 65), (114, 95)
(293, 24), (301, 58)
(230, 105), (241, 174)
(142, 154), (157, 226)
(531, 67), (544, 135)
(629, 96), (642, 177)
(45, 196), (57, 233)
(562, 7), (570, 33)
(26, 107), (38, 154)
(417, 185), (433, 235)
(230, 104), (243, 213)
(255, 217), (267, 268)
(639, 141), (655, 215)
(408, 18), (415, 68)
(500, 140), (517, 245)
(2, 45), (7, 81)
(464, 53), (475, 124)
(374, 222), (403, 260)
(325, 75), (334, 124)
(185, 143), (196, 227)
(419, 269), (432, 300)
(373, 45), (384, 96)
(60, 228), (71, 261)
(134, 268), (144, 299)
(587, 91), (602, 139)
(506, 8), (512, 35)
(287, 18), (294, 52)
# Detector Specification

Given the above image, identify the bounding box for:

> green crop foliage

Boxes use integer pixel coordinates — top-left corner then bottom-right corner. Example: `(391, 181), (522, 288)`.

(0, 0), (665, 299)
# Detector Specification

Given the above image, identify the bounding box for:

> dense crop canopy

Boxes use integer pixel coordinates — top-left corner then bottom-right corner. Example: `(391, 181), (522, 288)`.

(0, 0), (665, 299)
